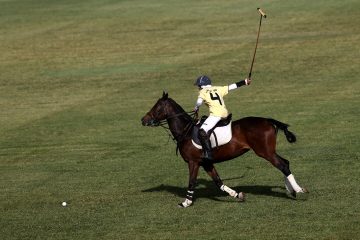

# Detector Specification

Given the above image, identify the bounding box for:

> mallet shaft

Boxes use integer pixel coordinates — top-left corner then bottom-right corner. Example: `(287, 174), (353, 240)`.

(248, 8), (267, 78)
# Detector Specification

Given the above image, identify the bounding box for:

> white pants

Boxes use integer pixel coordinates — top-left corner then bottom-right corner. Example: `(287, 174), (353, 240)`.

(200, 115), (222, 133)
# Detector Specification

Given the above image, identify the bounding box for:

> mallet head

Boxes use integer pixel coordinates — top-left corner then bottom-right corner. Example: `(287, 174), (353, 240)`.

(257, 8), (267, 18)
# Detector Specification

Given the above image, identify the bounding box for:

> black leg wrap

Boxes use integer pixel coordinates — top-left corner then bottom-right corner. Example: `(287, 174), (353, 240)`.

(186, 190), (194, 201)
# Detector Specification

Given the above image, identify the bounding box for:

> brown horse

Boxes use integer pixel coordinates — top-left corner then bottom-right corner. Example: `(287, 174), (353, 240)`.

(141, 92), (308, 207)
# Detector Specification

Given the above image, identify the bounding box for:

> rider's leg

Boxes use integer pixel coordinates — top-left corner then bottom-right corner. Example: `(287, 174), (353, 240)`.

(198, 129), (212, 160)
(199, 116), (221, 160)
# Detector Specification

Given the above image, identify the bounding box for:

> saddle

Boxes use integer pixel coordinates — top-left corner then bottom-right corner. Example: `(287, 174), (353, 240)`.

(191, 114), (233, 149)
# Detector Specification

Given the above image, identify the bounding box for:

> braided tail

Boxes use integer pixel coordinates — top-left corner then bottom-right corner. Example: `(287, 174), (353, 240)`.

(267, 118), (297, 143)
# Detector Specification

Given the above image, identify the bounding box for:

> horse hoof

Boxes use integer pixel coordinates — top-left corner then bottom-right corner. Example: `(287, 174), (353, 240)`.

(287, 187), (309, 199)
(177, 202), (192, 208)
(302, 187), (309, 193)
(237, 192), (245, 202)
(178, 203), (186, 208)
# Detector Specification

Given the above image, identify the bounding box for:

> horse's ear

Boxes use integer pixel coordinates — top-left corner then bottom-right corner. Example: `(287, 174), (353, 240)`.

(162, 91), (168, 99)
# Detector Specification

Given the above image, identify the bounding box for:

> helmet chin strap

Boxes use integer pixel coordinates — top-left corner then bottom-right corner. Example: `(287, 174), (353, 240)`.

(201, 85), (212, 89)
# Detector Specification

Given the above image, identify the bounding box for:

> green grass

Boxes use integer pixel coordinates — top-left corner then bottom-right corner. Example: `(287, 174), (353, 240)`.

(1, 0), (359, 239)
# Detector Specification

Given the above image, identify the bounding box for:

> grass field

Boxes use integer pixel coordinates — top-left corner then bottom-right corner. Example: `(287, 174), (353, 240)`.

(1, 0), (359, 239)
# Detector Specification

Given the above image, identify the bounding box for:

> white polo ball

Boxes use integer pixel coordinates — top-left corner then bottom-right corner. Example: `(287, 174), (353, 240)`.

(62, 201), (67, 207)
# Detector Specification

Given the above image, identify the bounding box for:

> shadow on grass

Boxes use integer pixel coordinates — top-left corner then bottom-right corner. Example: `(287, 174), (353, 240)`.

(142, 178), (292, 201)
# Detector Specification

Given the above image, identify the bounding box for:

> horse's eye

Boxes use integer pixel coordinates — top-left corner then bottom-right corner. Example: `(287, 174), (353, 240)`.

(156, 107), (162, 114)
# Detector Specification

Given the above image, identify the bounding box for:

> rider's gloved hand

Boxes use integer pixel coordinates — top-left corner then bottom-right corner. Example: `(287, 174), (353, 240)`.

(245, 78), (252, 85)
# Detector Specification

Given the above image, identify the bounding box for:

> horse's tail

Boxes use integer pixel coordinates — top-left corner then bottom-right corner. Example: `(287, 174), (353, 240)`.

(267, 118), (297, 143)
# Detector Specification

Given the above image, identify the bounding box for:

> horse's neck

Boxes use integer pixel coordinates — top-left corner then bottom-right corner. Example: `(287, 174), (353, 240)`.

(168, 118), (192, 142)
(166, 105), (192, 141)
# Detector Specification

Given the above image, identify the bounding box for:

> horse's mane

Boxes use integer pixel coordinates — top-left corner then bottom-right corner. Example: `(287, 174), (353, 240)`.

(167, 98), (193, 122)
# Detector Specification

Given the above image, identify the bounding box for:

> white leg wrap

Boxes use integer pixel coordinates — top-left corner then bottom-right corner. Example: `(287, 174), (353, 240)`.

(180, 198), (193, 208)
(287, 174), (303, 193)
(221, 185), (238, 198)
(284, 176), (294, 193)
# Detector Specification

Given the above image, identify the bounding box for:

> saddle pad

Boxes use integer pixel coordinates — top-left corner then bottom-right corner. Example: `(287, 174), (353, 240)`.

(191, 122), (232, 149)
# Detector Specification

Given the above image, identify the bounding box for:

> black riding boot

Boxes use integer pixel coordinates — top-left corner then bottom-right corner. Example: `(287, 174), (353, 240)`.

(198, 129), (213, 160)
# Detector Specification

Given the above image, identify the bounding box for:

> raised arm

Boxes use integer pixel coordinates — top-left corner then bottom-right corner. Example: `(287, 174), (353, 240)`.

(228, 78), (251, 91)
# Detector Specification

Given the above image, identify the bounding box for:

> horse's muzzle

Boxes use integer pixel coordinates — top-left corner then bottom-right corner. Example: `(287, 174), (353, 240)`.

(141, 116), (159, 127)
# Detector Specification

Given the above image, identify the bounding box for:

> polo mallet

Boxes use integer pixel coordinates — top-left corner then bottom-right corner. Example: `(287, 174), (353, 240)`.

(248, 8), (267, 79)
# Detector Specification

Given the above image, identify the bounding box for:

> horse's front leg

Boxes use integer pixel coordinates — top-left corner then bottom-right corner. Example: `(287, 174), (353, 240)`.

(178, 161), (200, 208)
(203, 162), (245, 202)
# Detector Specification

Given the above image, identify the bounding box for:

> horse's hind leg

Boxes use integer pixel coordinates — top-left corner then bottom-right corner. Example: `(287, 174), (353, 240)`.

(202, 162), (245, 202)
(275, 155), (295, 195)
(249, 125), (307, 197)
(276, 154), (309, 196)
(263, 152), (306, 195)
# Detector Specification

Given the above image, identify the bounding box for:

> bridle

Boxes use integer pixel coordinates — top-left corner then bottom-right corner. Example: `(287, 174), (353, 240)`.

(151, 110), (198, 155)
(153, 111), (196, 126)
(157, 110), (197, 135)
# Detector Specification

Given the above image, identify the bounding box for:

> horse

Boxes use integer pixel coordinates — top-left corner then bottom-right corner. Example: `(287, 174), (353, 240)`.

(141, 92), (308, 207)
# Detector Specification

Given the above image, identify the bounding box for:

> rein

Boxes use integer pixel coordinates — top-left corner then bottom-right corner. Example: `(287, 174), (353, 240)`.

(156, 111), (195, 126)
(157, 111), (198, 155)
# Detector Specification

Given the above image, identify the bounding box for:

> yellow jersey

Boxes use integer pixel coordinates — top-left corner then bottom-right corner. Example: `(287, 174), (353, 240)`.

(198, 86), (229, 118)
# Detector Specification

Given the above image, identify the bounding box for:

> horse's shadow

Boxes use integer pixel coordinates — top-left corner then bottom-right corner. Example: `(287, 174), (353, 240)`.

(142, 178), (292, 202)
